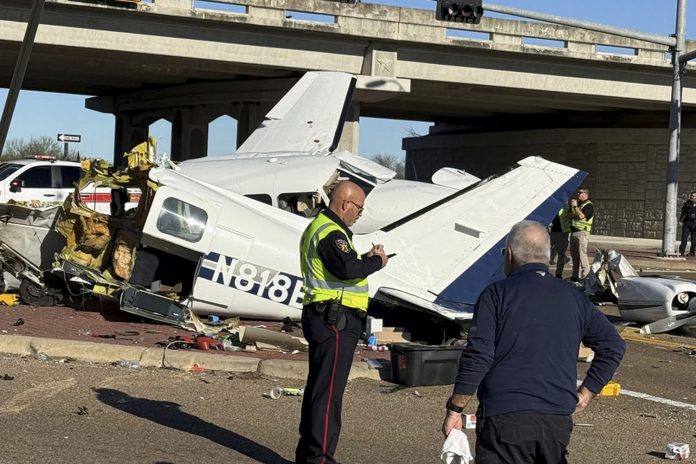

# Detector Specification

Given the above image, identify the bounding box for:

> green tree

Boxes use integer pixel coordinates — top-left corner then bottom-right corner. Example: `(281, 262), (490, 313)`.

(371, 153), (405, 179)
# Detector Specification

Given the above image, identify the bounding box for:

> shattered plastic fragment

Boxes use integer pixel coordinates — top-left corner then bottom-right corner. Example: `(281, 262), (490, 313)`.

(33, 352), (50, 361)
(269, 386), (304, 399)
(366, 359), (383, 369)
(114, 360), (140, 369)
(666, 443), (690, 460)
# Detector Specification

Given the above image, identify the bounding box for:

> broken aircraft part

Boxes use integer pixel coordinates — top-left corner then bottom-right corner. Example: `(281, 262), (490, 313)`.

(585, 249), (696, 335)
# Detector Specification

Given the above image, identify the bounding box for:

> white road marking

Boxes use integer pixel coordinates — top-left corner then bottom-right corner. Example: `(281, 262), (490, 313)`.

(619, 388), (696, 411)
(0, 378), (77, 414)
(577, 380), (696, 411)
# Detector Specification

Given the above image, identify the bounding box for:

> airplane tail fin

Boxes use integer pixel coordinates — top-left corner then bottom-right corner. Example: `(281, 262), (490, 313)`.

(235, 72), (356, 157)
(364, 157), (586, 316)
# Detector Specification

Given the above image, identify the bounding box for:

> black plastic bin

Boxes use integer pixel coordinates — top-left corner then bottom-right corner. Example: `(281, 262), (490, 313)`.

(390, 343), (465, 387)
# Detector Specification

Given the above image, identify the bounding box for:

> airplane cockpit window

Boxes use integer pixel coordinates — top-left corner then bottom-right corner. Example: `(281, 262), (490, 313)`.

(278, 192), (323, 218)
(157, 197), (208, 242)
(245, 194), (272, 206)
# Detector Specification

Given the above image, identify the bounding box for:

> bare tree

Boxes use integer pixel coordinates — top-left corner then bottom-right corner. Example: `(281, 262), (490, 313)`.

(371, 153), (405, 179)
(1, 136), (80, 161)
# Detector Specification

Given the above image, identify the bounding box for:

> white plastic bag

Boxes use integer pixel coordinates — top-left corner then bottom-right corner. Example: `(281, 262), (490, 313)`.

(440, 428), (473, 464)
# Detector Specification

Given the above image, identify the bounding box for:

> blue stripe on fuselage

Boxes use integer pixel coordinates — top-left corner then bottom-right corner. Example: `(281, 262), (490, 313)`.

(434, 170), (587, 312)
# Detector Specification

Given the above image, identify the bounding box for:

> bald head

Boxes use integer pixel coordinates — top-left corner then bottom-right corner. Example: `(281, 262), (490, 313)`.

(504, 220), (551, 273)
(329, 181), (366, 226)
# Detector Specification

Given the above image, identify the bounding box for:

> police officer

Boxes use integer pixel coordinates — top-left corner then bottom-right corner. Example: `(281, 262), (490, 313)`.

(295, 181), (388, 464)
(549, 201), (572, 278)
(569, 188), (593, 281)
(679, 191), (696, 256)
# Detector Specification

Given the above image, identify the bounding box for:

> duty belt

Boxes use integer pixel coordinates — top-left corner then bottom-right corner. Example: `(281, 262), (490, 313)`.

(304, 301), (366, 320)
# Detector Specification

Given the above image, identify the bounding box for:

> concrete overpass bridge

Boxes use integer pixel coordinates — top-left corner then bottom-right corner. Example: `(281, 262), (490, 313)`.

(1, 0), (696, 237)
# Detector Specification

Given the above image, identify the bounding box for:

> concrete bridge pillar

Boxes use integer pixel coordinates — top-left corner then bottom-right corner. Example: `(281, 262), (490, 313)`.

(236, 102), (274, 149)
(337, 103), (360, 154)
(171, 106), (210, 162)
(114, 113), (151, 168)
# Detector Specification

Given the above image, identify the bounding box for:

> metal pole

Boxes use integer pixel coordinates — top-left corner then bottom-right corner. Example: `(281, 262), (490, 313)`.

(485, 3), (676, 47)
(661, 0), (688, 256)
(680, 48), (696, 63)
(64, 142), (68, 160)
(0, 0), (45, 156)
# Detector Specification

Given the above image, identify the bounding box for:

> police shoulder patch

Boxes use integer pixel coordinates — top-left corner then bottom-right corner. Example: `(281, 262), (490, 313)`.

(335, 239), (351, 253)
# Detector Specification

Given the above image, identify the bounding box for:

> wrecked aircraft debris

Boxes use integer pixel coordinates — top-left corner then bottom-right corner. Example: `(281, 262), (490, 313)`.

(585, 250), (696, 335)
(0, 72), (585, 343)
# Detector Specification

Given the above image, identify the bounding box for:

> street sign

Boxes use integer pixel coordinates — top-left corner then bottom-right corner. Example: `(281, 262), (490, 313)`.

(57, 133), (81, 143)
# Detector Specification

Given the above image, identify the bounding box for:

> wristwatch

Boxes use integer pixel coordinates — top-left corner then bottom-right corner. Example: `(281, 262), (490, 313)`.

(445, 397), (464, 414)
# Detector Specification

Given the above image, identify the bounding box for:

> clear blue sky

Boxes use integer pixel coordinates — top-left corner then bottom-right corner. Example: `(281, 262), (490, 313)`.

(1, 0), (693, 161)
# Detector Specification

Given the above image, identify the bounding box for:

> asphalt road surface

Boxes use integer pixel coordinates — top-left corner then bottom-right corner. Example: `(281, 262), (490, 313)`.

(1, 332), (695, 464)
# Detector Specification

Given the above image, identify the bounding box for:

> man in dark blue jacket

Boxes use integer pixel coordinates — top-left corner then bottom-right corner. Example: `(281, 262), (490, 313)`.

(442, 220), (625, 463)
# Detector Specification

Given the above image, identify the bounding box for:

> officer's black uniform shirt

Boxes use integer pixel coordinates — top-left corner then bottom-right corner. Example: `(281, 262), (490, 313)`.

(315, 209), (382, 281)
(681, 200), (696, 223)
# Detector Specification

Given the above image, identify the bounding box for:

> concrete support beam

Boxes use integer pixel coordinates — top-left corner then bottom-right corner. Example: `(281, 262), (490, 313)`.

(114, 114), (150, 168)
(236, 102), (274, 149)
(362, 48), (398, 78)
(171, 106), (210, 162)
(337, 103), (360, 154)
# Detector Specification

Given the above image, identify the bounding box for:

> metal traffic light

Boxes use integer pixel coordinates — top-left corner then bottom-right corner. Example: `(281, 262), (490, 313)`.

(436, 0), (484, 24)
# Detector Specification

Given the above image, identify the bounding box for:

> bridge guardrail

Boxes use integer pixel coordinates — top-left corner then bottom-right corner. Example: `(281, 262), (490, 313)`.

(129, 0), (693, 67)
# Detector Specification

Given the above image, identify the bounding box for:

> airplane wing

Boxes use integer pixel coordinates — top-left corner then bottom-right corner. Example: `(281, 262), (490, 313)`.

(234, 72), (356, 157)
(359, 156), (587, 317)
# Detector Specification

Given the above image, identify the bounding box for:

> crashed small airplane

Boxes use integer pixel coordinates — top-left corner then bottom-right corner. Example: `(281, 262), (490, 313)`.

(0, 72), (585, 342)
(585, 250), (696, 336)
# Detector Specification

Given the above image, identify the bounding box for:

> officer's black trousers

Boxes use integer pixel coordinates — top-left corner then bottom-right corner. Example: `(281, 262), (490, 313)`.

(680, 222), (696, 255)
(295, 305), (361, 464)
(475, 412), (573, 464)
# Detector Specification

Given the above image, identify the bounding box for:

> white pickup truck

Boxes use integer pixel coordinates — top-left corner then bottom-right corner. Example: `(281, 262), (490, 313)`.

(0, 156), (139, 214)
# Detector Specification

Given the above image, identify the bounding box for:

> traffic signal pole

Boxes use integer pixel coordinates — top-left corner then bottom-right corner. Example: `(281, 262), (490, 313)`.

(662, 0), (687, 256)
(0, 0), (45, 157)
(449, 2), (689, 255)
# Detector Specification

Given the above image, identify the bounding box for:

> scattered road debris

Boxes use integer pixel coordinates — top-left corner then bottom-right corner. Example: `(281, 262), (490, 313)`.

(598, 381), (621, 397)
(365, 359), (383, 369)
(114, 360), (140, 369)
(268, 386), (304, 400)
(281, 317), (301, 333)
(75, 406), (89, 416)
(239, 326), (307, 352)
(0, 294), (19, 306)
(666, 442), (690, 460)
(413, 390), (422, 398)
(1, 374), (14, 381)
(33, 352), (50, 361)
(12, 318), (24, 326)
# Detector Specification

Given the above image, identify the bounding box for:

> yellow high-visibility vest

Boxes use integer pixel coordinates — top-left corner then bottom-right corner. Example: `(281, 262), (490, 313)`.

(300, 212), (369, 310)
(572, 200), (594, 232)
(558, 205), (572, 233)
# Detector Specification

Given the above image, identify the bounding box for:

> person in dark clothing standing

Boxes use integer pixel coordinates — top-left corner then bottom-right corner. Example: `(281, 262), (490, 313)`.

(549, 201), (572, 278)
(296, 181), (388, 464)
(442, 220), (625, 464)
(679, 191), (696, 256)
